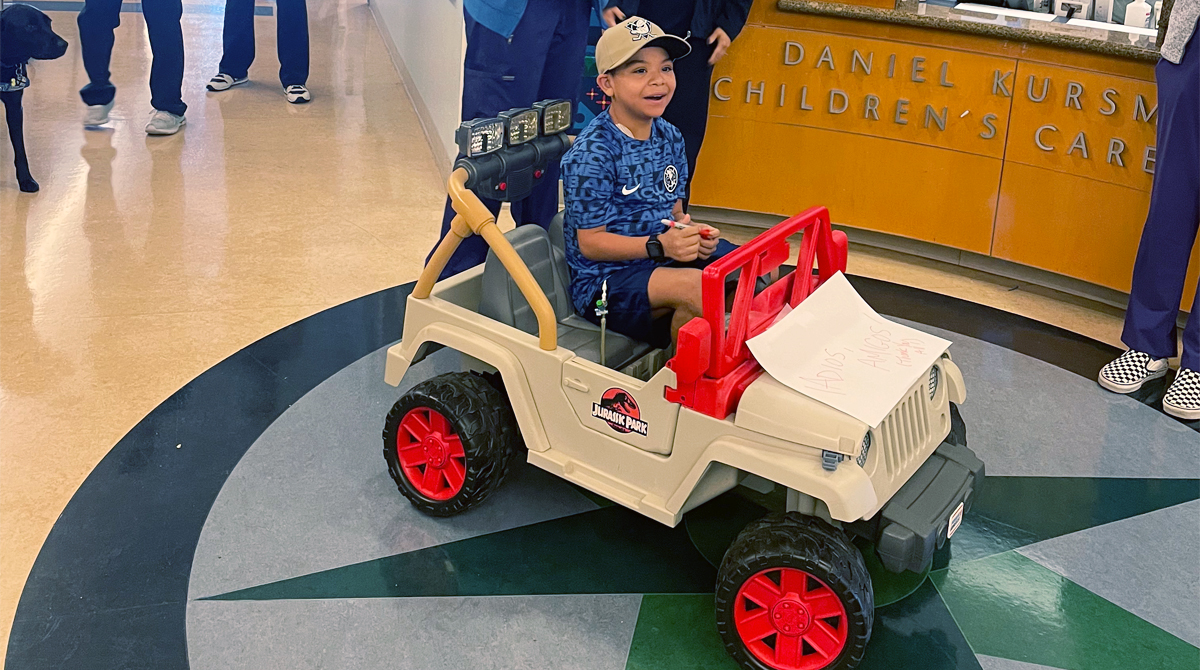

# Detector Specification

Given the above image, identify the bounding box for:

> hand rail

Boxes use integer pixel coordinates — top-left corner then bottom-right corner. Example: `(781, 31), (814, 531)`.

(413, 168), (558, 351)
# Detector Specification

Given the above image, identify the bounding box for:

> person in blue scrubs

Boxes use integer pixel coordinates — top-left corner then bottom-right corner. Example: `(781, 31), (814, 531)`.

(77, 0), (187, 134)
(428, 0), (600, 280)
(207, 0), (312, 103)
(1098, 0), (1199, 421)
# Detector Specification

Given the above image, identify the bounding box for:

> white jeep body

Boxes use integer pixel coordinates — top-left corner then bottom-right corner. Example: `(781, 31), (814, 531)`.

(384, 263), (967, 528)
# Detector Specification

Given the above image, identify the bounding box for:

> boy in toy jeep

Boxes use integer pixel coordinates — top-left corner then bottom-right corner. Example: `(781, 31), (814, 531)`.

(562, 16), (737, 349)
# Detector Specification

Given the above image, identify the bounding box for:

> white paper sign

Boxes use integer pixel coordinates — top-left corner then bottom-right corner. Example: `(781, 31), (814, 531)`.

(746, 272), (951, 427)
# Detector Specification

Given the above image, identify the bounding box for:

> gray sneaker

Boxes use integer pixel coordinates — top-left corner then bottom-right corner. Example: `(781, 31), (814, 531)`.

(145, 110), (186, 135)
(83, 101), (114, 127)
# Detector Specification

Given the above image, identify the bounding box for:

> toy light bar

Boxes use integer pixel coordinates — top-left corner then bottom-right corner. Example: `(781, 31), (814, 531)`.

(533, 99), (572, 135)
(499, 108), (540, 146)
(455, 117), (505, 157)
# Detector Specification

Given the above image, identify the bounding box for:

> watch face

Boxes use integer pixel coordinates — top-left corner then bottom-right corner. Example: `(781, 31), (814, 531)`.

(646, 237), (664, 261)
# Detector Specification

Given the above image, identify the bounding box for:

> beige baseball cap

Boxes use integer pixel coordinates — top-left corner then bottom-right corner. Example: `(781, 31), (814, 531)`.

(595, 16), (691, 74)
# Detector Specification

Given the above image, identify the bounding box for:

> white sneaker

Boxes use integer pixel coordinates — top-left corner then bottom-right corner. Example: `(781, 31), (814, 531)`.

(206, 73), (247, 91)
(1097, 349), (1170, 394)
(285, 84), (311, 104)
(83, 101), (114, 127)
(145, 110), (185, 136)
(1163, 368), (1200, 420)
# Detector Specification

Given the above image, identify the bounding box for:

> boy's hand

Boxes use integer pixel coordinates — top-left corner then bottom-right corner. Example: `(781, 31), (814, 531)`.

(698, 225), (722, 259)
(660, 221), (701, 262)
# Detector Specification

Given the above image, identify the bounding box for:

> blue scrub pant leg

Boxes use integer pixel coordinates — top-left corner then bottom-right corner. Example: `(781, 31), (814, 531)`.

(79, 0), (185, 116)
(1184, 285), (1199, 372)
(219, 0), (257, 79)
(142, 0), (186, 116)
(661, 36), (715, 211)
(1122, 34), (1200, 371)
(78, 0), (122, 107)
(508, 0), (591, 230)
(220, 0), (310, 86)
(429, 0), (591, 280)
(275, 0), (310, 86)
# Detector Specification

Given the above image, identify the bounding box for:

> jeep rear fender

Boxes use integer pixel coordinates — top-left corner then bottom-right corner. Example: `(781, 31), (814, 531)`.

(384, 322), (551, 453)
(668, 438), (879, 523)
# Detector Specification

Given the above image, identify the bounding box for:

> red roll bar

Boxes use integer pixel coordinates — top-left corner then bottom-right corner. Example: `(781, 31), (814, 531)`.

(665, 207), (848, 419)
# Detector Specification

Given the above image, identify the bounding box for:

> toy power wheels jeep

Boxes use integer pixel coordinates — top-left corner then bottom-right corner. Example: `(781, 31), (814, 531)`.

(381, 104), (984, 670)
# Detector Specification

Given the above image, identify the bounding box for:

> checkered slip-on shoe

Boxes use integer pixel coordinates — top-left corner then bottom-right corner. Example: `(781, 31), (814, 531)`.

(1097, 349), (1170, 394)
(1163, 368), (1200, 420)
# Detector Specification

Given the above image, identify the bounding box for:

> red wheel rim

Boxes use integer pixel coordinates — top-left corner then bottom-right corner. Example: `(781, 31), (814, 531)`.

(395, 407), (466, 501)
(733, 567), (849, 670)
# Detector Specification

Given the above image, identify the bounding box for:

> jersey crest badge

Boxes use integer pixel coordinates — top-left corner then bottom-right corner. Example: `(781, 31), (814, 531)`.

(663, 165), (679, 193)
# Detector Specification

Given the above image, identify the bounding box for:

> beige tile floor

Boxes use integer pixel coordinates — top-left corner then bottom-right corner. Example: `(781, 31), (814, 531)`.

(0, 0), (1150, 664)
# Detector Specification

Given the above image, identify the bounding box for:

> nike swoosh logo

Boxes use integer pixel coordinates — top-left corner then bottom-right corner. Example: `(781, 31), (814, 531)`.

(621, 184), (640, 196)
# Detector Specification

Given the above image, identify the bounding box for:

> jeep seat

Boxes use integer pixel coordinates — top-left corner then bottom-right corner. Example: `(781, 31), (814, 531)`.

(478, 223), (654, 369)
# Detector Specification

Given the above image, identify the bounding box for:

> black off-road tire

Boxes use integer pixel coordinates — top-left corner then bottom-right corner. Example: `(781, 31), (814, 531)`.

(716, 513), (874, 670)
(476, 370), (527, 459)
(382, 372), (518, 517)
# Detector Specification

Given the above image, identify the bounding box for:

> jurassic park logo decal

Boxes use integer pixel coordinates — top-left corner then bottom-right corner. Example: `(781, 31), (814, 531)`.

(591, 388), (649, 436)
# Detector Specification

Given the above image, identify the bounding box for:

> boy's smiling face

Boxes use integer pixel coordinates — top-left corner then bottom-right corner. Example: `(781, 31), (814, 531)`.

(598, 46), (676, 123)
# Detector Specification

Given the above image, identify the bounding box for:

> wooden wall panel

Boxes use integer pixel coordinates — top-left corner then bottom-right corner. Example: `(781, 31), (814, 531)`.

(1004, 61), (1157, 191)
(746, 7), (1158, 79)
(993, 163), (1147, 291)
(707, 27), (1016, 159)
(692, 117), (1001, 253)
(696, 11), (1188, 312)
(1185, 241), (1198, 312)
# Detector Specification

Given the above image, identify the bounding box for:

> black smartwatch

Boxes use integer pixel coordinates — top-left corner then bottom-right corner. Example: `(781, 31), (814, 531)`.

(646, 234), (665, 262)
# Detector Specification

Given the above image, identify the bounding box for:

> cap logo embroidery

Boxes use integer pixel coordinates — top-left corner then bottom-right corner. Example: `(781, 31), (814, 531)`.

(627, 18), (654, 41)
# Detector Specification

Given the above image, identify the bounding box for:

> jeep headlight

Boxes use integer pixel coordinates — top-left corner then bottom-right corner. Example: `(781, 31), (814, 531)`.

(857, 431), (871, 467)
(499, 107), (539, 146)
(534, 99), (573, 135)
(929, 365), (940, 401)
(455, 117), (505, 157)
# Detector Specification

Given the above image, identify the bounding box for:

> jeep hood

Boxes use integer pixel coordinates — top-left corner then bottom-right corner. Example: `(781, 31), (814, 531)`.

(734, 373), (868, 457)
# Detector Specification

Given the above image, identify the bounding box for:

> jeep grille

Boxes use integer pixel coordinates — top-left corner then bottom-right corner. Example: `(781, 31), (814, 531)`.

(878, 385), (932, 478)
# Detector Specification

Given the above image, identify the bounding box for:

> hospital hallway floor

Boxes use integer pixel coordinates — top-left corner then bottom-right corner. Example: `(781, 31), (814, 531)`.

(1, 1), (1196, 668)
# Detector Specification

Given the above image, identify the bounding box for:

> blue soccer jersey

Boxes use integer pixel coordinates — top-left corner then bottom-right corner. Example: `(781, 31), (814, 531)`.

(561, 111), (689, 315)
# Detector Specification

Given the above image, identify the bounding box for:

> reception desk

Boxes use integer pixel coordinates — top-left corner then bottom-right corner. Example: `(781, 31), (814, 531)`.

(691, 0), (1197, 311)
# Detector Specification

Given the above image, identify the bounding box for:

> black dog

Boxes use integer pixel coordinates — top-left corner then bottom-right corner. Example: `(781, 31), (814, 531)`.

(2, 3), (68, 193)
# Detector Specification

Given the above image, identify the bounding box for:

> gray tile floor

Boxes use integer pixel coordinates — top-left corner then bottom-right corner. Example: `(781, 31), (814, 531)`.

(893, 320), (1199, 479)
(188, 348), (599, 600)
(185, 326), (1198, 669)
(1016, 500), (1200, 645)
(976, 656), (1061, 670)
(188, 596), (641, 670)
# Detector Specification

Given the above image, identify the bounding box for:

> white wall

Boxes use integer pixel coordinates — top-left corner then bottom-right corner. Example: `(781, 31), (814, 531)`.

(370, 0), (464, 176)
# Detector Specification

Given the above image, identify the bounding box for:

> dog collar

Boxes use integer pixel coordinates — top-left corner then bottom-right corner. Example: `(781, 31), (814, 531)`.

(0, 62), (30, 92)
